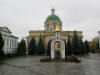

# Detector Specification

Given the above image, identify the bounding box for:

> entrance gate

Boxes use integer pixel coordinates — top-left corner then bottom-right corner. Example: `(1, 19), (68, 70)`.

(51, 38), (65, 59)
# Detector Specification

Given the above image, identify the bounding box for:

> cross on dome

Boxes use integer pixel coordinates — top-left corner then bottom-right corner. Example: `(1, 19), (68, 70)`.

(51, 8), (55, 14)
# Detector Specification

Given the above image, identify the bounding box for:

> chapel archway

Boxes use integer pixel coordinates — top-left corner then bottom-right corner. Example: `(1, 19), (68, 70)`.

(51, 38), (65, 59)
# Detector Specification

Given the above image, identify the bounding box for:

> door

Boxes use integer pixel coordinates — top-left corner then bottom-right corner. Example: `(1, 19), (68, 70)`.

(55, 50), (61, 59)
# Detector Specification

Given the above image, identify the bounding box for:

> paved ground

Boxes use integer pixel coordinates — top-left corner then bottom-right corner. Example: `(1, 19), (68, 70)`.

(0, 54), (100, 75)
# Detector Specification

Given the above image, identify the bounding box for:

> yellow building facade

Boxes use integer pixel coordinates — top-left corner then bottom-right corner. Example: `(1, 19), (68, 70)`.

(27, 8), (83, 50)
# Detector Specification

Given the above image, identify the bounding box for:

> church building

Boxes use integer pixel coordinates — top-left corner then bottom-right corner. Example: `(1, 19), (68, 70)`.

(27, 8), (82, 59)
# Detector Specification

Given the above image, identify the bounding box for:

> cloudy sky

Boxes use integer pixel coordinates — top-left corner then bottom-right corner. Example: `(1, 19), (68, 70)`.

(0, 0), (100, 41)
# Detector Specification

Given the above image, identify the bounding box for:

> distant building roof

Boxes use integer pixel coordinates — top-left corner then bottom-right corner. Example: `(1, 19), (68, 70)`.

(0, 27), (18, 39)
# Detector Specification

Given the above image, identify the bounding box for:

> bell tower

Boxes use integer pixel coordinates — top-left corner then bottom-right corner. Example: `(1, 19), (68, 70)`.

(44, 8), (62, 31)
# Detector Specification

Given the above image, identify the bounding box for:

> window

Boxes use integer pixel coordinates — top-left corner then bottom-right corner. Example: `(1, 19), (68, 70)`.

(12, 40), (13, 47)
(54, 25), (56, 30)
(47, 25), (49, 30)
(7, 38), (9, 49)
(53, 23), (56, 30)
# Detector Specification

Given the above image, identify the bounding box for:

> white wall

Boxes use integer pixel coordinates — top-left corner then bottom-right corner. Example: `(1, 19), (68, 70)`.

(1, 31), (18, 54)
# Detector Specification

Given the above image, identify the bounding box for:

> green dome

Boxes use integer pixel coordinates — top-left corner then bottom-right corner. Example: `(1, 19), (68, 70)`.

(46, 14), (61, 22)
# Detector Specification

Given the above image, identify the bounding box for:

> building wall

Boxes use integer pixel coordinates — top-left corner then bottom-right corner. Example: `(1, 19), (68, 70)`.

(0, 28), (18, 54)
(44, 21), (62, 31)
(27, 31), (82, 49)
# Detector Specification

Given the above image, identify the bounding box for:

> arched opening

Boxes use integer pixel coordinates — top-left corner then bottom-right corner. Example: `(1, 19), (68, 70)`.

(54, 41), (61, 50)
(55, 50), (61, 59)
(54, 41), (61, 59)
(51, 38), (65, 59)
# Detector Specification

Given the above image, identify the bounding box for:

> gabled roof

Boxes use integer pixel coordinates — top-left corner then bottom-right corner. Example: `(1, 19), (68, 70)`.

(0, 27), (12, 33)
(10, 35), (19, 39)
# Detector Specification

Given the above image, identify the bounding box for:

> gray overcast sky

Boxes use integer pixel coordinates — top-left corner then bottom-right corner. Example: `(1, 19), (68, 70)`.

(0, 0), (100, 41)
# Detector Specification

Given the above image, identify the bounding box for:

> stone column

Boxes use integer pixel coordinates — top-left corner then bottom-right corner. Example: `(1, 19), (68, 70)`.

(3, 35), (5, 50)
(61, 41), (65, 59)
(8, 37), (11, 52)
(51, 41), (55, 59)
(5, 36), (8, 53)
(10, 38), (12, 49)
